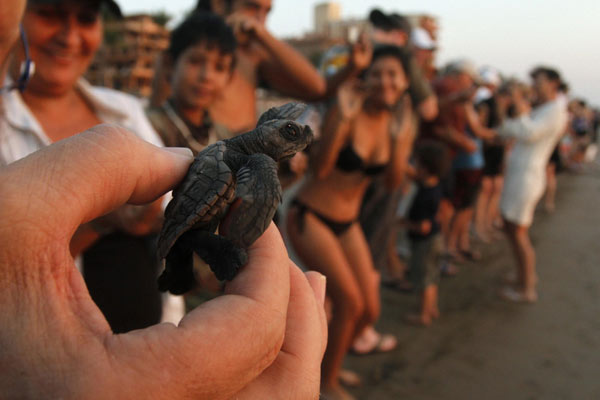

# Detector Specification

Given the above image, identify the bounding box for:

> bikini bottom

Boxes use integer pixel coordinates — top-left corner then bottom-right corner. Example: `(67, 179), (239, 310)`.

(290, 199), (355, 236)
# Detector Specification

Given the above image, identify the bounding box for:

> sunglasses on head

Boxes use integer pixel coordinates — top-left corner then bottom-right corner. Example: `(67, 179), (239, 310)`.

(0, 25), (35, 94)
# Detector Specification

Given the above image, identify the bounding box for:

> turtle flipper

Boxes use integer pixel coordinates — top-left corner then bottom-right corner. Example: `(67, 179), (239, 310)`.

(158, 235), (195, 294)
(223, 154), (282, 248)
(185, 230), (248, 281)
(157, 142), (234, 260)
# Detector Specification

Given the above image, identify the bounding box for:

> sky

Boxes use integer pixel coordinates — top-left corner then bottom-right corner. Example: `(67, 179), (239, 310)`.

(120, 0), (600, 105)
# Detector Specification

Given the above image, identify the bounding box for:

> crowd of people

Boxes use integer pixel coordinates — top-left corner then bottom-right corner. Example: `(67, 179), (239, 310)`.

(0, 0), (598, 399)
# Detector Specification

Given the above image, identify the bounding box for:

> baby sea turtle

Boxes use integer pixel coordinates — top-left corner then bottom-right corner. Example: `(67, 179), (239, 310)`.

(157, 102), (313, 294)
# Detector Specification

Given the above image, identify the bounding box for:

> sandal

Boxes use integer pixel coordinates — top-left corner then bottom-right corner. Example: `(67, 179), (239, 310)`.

(351, 332), (397, 355)
(339, 369), (362, 387)
(499, 286), (537, 303)
(441, 261), (459, 277)
(382, 278), (414, 293)
(459, 248), (482, 262)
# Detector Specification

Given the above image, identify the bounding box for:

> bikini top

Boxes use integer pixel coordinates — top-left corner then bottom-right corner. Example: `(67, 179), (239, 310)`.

(335, 143), (387, 176)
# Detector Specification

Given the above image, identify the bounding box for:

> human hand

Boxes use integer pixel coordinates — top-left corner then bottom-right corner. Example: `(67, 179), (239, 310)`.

(461, 136), (478, 153)
(227, 12), (263, 46)
(389, 95), (412, 139)
(91, 201), (164, 236)
(0, 125), (327, 399)
(337, 79), (365, 120)
(455, 85), (478, 103)
(349, 32), (372, 72)
(420, 220), (432, 235)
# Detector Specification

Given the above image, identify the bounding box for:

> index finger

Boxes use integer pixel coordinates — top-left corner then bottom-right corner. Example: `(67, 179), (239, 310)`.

(114, 223), (291, 400)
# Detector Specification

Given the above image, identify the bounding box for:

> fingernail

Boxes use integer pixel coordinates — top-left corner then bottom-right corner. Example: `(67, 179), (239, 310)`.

(162, 147), (193, 158)
(314, 274), (326, 307)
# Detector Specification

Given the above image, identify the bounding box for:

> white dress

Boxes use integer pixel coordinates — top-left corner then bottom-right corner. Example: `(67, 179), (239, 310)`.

(498, 97), (567, 227)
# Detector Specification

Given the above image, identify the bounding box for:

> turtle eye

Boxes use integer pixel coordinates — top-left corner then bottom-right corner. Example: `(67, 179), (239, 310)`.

(285, 123), (298, 138)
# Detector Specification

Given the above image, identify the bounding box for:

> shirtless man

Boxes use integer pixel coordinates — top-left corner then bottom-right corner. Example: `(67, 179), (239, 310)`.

(153, 0), (326, 134)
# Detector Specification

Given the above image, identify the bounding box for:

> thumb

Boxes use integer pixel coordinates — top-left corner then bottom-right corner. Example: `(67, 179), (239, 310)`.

(0, 124), (193, 243)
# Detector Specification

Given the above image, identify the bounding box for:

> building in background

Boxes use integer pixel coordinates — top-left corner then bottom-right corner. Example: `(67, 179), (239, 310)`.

(84, 6), (437, 102)
(86, 14), (169, 98)
(314, 2), (341, 35)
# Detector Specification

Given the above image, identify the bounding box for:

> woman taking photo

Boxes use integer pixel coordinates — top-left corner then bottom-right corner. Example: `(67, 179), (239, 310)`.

(287, 45), (413, 400)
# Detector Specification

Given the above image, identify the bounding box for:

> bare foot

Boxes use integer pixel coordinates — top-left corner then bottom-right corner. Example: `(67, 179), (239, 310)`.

(475, 229), (492, 244)
(321, 384), (356, 400)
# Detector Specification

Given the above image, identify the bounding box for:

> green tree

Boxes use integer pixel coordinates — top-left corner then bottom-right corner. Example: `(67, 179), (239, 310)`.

(150, 10), (172, 27)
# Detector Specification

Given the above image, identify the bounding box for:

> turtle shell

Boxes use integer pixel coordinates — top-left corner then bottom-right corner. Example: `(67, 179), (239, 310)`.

(157, 142), (235, 259)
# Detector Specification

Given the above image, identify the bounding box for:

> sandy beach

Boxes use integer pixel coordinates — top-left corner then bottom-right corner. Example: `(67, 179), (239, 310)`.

(335, 164), (600, 400)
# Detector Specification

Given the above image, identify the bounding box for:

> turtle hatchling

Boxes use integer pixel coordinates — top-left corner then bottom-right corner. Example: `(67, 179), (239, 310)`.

(157, 102), (313, 294)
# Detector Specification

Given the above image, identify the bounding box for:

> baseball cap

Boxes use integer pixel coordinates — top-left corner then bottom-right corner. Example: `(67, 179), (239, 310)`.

(479, 66), (501, 87)
(446, 59), (482, 84)
(411, 27), (436, 50)
(369, 9), (412, 34)
(29, 0), (122, 17)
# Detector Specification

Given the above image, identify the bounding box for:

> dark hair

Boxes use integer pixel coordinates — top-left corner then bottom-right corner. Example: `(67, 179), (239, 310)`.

(369, 9), (412, 35)
(415, 140), (448, 178)
(530, 66), (562, 84)
(558, 81), (569, 94)
(168, 12), (237, 63)
(362, 45), (410, 79)
(194, 0), (234, 13)
(371, 44), (410, 69)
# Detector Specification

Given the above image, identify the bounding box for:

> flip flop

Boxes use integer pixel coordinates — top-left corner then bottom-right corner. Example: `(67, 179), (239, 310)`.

(382, 278), (414, 293)
(339, 369), (362, 387)
(459, 248), (482, 262)
(351, 333), (397, 355)
(499, 286), (537, 303)
(443, 250), (463, 263)
(441, 261), (459, 277)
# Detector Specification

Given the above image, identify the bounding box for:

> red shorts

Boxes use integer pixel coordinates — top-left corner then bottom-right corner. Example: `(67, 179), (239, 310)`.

(453, 169), (483, 210)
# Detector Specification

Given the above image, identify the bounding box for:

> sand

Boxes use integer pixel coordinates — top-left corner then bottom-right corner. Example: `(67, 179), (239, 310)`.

(340, 166), (600, 400)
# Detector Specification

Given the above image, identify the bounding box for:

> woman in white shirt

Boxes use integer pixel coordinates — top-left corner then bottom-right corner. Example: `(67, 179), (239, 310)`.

(497, 67), (568, 302)
(466, 67), (567, 303)
(1, 0), (184, 330)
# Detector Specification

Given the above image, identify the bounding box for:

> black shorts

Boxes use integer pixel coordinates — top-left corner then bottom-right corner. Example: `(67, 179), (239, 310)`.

(440, 171), (455, 200)
(549, 145), (560, 165)
(482, 144), (504, 177)
(452, 169), (483, 210)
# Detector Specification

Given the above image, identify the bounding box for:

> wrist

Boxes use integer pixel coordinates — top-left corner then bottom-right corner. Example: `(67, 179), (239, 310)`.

(252, 23), (270, 45)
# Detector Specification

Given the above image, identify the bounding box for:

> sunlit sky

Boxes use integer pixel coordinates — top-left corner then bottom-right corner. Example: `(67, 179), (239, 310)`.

(120, 0), (600, 105)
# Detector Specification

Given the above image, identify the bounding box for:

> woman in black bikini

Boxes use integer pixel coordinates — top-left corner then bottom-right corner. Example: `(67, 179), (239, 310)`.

(287, 46), (413, 400)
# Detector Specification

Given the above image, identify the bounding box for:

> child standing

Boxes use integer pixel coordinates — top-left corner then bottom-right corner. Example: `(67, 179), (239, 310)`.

(147, 12), (236, 154)
(406, 141), (449, 326)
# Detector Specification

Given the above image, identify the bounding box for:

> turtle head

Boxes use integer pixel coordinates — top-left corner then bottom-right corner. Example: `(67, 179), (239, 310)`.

(258, 119), (313, 161)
